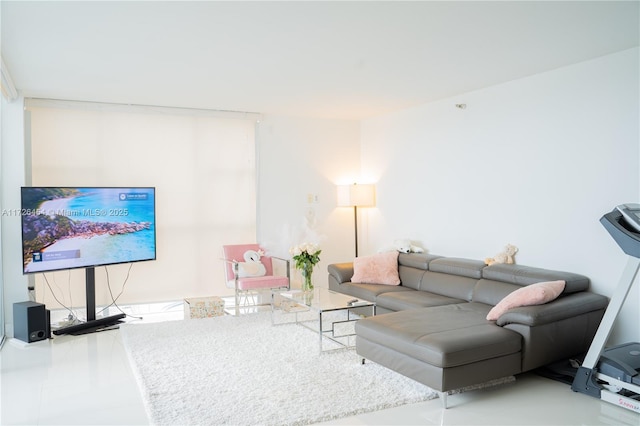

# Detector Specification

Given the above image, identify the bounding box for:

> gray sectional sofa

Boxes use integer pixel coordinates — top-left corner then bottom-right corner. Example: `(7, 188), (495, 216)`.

(327, 253), (608, 407)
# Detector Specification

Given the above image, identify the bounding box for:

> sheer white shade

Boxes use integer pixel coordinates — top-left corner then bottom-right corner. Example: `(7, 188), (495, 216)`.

(337, 184), (376, 207)
(26, 100), (257, 307)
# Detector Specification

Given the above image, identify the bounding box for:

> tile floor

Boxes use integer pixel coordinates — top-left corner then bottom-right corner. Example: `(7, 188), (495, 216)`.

(1, 302), (638, 425)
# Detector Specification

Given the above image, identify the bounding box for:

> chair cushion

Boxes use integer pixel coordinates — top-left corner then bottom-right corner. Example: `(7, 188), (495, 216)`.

(234, 276), (289, 290)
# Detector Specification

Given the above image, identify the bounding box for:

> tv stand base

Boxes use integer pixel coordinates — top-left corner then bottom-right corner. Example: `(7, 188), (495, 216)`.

(52, 313), (126, 336)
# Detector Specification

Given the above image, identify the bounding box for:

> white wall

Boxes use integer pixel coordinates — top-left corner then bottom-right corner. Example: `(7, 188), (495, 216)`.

(360, 48), (640, 345)
(256, 115), (360, 287)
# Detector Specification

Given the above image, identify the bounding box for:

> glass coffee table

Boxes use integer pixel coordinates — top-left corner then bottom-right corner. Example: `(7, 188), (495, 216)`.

(271, 287), (376, 353)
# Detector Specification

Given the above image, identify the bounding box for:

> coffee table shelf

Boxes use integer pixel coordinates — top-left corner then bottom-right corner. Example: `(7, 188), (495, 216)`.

(271, 288), (376, 353)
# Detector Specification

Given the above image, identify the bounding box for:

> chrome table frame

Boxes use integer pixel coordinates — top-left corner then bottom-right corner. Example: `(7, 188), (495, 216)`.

(271, 288), (376, 353)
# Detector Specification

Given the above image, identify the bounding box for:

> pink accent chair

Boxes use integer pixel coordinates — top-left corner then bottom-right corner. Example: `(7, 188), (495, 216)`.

(222, 244), (290, 315)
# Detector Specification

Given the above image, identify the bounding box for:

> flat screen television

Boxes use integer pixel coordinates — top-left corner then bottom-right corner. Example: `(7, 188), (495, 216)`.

(21, 186), (156, 334)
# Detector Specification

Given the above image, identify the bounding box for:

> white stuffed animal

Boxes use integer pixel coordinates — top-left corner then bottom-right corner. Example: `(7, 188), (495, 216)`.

(395, 239), (425, 253)
(236, 249), (267, 277)
(379, 239), (425, 253)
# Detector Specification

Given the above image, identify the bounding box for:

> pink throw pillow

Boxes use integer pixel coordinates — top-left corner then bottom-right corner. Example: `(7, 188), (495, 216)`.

(351, 251), (400, 285)
(486, 280), (566, 321)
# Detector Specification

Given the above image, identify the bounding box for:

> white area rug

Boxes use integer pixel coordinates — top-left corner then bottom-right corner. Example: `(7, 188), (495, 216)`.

(120, 312), (437, 425)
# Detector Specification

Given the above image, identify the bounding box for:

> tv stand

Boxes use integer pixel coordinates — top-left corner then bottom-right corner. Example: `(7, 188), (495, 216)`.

(52, 313), (126, 335)
(52, 267), (127, 336)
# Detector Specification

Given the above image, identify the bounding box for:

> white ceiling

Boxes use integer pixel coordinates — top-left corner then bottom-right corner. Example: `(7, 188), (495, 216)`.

(2, 1), (639, 120)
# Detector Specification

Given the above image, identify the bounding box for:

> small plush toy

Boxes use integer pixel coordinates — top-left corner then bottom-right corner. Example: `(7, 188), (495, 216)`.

(395, 239), (425, 253)
(485, 244), (518, 266)
(236, 249), (267, 277)
(379, 239), (425, 254)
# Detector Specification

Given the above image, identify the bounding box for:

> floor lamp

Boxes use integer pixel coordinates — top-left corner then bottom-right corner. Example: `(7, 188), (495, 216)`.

(337, 183), (376, 257)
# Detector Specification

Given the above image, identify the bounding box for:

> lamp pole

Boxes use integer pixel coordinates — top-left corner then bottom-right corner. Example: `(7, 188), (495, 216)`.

(338, 183), (375, 259)
(354, 205), (359, 257)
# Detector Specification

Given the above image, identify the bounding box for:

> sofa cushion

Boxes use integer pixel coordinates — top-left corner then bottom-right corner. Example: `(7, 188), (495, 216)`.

(472, 279), (522, 306)
(420, 271), (479, 301)
(486, 280), (566, 321)
(330, 282), (413, 302)
(376, 290), (465, 311)
(355, 303), (522, 368)
(482, 263), (588, 293)
(398, 252), (442, 269)
(398, 265), (427, 290)
(419, 258), (485, 300)
(352, 251), (400, 285)
(429, 257), (485, 279)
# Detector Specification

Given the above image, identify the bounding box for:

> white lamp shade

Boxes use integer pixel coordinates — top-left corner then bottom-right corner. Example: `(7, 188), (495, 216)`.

(337, 184), (376, 207)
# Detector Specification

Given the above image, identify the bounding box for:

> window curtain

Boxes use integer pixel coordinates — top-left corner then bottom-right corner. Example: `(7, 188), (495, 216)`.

(25, 99), (258, 311)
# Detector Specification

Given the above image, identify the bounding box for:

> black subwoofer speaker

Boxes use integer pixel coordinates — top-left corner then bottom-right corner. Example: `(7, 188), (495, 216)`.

(13, 301), (49, 343)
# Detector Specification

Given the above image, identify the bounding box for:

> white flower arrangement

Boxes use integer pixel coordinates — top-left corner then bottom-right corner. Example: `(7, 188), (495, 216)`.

(289, 242), (321, 291)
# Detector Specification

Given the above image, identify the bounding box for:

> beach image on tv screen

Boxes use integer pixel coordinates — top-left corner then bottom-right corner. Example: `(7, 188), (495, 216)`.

(21, 187), (156, 273)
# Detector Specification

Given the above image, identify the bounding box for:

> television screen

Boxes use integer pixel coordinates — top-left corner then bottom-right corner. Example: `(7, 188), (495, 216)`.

(21, 187), (156, 274)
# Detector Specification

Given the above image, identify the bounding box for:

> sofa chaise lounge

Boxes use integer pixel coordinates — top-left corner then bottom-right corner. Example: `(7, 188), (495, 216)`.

(327, 253), (609, 407)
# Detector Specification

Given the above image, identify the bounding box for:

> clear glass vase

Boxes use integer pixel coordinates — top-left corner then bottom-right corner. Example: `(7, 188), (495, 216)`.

(301, 263), (314, 292)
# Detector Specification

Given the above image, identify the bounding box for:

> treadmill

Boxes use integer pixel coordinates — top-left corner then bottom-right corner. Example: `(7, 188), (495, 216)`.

(571, 204), (640, 413)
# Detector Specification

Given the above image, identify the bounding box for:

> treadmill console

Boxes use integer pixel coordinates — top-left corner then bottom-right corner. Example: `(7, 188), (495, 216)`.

(601, 205), (640, 259)
(616, 203), (640, 233)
